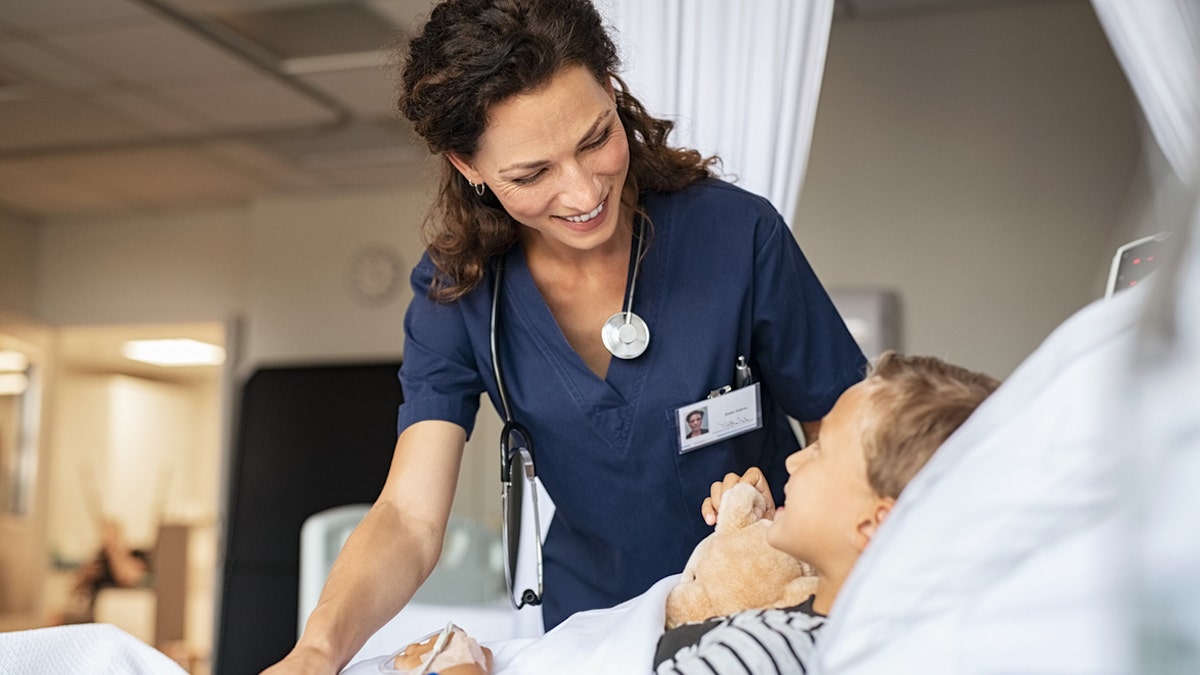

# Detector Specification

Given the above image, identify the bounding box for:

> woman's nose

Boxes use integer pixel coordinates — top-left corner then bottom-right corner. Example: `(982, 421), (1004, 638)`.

(558, 161), (601, 210)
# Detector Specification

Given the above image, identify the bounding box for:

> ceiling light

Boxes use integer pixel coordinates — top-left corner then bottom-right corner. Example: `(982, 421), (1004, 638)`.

(122, 339), (226, 367)
(0, 350), (29, 373)
(0, 373), (29, 396)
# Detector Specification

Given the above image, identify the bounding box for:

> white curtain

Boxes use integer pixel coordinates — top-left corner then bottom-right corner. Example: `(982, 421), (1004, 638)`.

(596, 0), (836, 224)
(1091, 0), (1200, 187)
(1090, 1), (1200, 671)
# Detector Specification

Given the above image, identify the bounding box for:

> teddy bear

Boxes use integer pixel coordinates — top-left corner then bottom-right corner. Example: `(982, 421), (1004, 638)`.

(664, 483), (818, 629)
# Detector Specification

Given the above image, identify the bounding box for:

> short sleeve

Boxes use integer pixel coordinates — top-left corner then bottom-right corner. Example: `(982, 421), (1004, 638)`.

(752, 215), (866, 422)
(397, 255), (484, 436)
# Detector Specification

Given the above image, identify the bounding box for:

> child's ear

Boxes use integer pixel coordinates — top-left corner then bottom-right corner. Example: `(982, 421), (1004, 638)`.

(853, 497), (896, 552)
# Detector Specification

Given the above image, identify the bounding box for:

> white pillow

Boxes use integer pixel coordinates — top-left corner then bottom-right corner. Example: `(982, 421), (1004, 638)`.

(818, 283), (1149, 674)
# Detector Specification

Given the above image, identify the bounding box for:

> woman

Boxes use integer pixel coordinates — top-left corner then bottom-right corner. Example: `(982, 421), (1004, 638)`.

(685, 410), (708, 439)
(266, 0), (864, 672)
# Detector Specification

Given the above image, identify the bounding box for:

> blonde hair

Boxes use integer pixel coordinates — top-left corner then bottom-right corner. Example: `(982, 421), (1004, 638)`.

(859, 351), (1001, 499)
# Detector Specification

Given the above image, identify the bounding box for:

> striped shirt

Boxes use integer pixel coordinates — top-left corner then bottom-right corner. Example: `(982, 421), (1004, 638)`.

(654, 597), (825, 674)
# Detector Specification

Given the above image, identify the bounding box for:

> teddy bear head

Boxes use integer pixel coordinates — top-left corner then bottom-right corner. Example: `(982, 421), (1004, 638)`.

(664, 483), (817, 629)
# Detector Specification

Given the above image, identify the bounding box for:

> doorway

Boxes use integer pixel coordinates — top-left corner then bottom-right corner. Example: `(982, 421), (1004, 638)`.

(43, 321), (227, 675)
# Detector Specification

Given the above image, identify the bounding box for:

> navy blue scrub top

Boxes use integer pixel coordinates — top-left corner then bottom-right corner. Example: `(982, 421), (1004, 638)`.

(398, 179), (866, 628)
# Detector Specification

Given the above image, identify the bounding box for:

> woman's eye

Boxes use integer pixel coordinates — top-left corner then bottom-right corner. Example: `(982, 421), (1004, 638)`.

(583, 128), (612, 151)
(512, 170), (544, 185)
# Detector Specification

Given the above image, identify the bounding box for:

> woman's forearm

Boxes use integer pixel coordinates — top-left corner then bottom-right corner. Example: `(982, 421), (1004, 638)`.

(269, 421), (468, 674)
(294, 501), (442, 669)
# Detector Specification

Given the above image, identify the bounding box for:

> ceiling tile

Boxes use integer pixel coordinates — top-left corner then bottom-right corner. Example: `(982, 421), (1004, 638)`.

(0, 0), (156, 31)
(300, 64), (395, 117)
(0, 159), (134, 217)
(254, 118), (421, 170)
(0, 39), (111, 90)
(46, 20), (260, 85)
(365, 0), (435, 32)
(158, 75), (338, 128)
(0, 92), (143, 151)
(199, 140), (325, 190)
(92, 89), (215, 134)
(169, 0), (334, 13)
(37, 146), (270, 205)
(310, 161), (413, 188)
(209, 1), (401, 60)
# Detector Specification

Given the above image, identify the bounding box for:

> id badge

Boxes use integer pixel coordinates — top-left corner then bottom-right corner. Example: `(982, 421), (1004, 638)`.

(676, 383), (763, 454)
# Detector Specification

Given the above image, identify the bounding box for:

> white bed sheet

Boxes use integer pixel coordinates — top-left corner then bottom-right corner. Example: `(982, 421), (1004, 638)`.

(343, 574), (677, 675)
(0, 623), (187, 675)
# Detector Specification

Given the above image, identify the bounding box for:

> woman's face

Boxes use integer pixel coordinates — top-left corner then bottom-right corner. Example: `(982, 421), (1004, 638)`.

(450, 65), (632, 258)
(687, 413), (703, 432)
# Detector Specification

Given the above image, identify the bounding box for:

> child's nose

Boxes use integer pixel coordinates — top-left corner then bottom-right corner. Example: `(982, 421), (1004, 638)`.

(785, 449), (804, 472)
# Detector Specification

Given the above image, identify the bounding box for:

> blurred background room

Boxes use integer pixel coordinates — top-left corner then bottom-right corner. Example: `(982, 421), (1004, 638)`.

(0, 0), (1157, 672)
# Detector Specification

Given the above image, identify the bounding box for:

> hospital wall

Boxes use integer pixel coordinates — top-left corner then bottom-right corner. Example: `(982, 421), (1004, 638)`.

(796, 0), (1143, 377)
(0, 213), (36, 318)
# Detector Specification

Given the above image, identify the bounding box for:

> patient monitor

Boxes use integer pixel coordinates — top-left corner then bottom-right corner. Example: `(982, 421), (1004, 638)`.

(1106, 232), (1171, 297)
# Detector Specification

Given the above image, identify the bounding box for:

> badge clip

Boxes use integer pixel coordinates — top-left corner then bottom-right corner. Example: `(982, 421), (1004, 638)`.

(707, 385), (732, 399)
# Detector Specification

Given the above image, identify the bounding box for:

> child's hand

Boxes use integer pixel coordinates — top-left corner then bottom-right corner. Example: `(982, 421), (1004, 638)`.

(385, 626), (492, 675)
(700, 467), (776, 526)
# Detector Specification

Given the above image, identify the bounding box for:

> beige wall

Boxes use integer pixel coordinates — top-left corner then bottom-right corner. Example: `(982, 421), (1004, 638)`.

(244, 178), (430, 367)
(0, 213), (37, 318)
(35, 208), (250, 327)
(796, 0), (1142, 377)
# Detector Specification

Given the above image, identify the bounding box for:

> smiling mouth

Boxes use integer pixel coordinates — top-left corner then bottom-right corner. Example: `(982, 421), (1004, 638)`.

(563, 200), (605, 224)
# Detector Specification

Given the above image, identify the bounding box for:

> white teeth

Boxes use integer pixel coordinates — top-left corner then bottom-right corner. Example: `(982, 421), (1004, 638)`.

(565, 201), (604, 223)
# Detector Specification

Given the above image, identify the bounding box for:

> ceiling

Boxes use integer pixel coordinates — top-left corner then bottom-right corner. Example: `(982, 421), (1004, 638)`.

(0, 0), (1033, 223)
(55, 321), (227, 384)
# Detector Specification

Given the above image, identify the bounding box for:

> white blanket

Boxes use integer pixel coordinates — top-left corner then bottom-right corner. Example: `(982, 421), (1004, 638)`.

(0, 623), (187, 675)
(344, 574), (677, 675)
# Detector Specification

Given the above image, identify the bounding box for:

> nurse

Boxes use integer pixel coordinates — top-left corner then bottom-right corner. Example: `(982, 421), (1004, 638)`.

(265, 0), (865, 672)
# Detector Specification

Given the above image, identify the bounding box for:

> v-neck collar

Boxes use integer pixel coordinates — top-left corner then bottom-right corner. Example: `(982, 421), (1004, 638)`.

(499, 212), (667, 447)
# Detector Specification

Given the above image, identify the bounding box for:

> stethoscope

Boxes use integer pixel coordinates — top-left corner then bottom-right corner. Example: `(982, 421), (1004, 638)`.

(489, 220), (649, 609)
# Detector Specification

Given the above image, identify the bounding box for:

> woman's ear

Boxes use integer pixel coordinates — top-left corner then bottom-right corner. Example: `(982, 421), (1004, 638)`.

(446, 152), (482, 186)
(853, 497), (896, 552)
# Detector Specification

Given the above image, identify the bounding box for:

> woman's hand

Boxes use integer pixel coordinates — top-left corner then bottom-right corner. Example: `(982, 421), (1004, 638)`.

(700, 467), (776, 526)
(259, 644), (339, 675)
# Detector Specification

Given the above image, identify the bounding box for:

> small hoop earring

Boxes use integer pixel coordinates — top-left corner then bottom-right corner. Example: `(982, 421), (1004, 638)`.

(468, 179), (486, 197)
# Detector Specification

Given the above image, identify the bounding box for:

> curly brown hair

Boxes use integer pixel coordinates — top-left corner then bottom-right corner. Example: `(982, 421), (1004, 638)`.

(860, 351), (1001, 499)
(396, 0), (718, 302)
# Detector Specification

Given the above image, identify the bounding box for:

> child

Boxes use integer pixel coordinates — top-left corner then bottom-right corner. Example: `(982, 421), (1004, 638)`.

(654, 351), (1000, 673)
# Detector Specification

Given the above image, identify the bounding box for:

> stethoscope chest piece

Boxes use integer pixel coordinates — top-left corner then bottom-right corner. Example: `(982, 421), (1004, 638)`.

(601, 311), (649, 359)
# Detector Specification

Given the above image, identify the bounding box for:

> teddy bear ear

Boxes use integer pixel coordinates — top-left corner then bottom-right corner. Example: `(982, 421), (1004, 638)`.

(715, 483), (766, 532)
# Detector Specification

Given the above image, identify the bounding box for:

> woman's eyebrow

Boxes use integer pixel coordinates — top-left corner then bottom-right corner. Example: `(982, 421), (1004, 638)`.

(497, 110), (613, 176)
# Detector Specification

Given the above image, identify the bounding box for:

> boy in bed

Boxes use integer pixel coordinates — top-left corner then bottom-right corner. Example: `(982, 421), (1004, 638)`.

(373, 352), (997, 675)
(655, 351), (1000, 674)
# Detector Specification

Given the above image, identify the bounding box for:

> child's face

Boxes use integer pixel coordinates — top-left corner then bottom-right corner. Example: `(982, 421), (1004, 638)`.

(767, 382), (881, 570)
